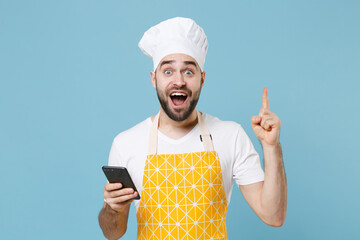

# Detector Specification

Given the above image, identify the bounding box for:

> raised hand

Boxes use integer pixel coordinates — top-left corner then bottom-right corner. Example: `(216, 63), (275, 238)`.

(251, 88), (281, 147)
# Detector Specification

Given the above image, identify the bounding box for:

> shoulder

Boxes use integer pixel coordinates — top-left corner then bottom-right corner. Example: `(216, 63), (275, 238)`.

(202, 112), (243, 133)
(202, 112), (252, 144)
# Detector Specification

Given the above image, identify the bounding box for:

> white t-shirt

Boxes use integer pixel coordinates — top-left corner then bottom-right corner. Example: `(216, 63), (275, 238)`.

(108, 113), (264, 210)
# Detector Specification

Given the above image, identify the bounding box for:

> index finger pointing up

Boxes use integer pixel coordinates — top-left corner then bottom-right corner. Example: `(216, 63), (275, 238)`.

(262, 88), (269, 109)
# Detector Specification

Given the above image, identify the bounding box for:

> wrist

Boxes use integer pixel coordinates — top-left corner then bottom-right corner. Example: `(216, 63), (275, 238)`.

(105, 202), (131, 215)
(262, 141), (281, 151)
(262, 142), (283, 166)
(105, 203), (121, 215)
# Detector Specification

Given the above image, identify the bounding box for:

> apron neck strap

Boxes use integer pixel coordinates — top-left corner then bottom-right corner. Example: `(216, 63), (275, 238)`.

(148, 110), (214, 155)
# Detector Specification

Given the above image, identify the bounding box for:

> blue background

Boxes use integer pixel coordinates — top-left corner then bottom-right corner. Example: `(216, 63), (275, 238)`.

(1, 0), (359, 239)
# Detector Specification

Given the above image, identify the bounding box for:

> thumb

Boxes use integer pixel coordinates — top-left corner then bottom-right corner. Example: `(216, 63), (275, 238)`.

(251, 115), (264, 140)
(251, 116), (261, 126)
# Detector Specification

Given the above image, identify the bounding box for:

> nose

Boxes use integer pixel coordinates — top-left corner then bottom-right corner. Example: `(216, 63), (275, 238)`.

(172, 71), (186, 87)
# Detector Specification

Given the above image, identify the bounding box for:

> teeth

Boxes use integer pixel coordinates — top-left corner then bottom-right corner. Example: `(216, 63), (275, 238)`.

(171, 93), (187, 97)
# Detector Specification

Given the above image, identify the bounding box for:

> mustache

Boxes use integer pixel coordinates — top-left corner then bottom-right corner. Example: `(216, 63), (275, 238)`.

(166, 87), (192, 97)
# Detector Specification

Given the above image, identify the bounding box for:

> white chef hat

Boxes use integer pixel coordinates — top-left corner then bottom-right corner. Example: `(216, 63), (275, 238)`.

(138, 17), (208, 71)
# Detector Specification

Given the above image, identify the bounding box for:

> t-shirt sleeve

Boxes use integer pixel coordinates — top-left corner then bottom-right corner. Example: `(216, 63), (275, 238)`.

(108, 140), (123, 166)
(233, 125), (264, 185)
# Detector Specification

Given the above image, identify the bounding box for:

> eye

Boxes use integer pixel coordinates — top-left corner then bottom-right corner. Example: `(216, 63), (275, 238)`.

(184, 70), (193, 75)
(164, 70), (172, 75)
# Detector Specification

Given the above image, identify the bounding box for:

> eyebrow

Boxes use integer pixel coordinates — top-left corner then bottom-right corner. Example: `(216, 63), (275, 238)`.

(158, 60), (199, 70)
(184, 61), (198, 68)
(159, 60), (175, 69)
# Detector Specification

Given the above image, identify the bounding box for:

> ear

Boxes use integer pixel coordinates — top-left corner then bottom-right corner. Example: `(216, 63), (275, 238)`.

(150, 71), (156, 88)
(200, 71), (206, 88)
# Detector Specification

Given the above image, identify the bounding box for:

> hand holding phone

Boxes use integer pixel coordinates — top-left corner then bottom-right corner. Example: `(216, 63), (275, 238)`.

(102, 166), (140, 212)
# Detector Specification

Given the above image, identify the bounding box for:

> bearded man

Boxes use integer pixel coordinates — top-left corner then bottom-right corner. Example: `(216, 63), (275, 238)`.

(99, 17), (287, 240)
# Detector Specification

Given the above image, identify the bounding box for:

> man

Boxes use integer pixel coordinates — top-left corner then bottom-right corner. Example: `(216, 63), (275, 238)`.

(99, 17), (287, 240)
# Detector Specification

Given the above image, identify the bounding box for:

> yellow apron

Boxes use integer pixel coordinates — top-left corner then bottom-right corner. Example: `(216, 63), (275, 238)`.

(137, 110), (228, 240)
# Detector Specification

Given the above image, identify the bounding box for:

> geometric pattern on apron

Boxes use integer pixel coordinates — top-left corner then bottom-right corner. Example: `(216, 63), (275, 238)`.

(136, 150), (228, 240)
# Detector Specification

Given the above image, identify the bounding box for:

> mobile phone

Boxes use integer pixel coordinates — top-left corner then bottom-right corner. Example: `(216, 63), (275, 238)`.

(102, 166), (140, 200)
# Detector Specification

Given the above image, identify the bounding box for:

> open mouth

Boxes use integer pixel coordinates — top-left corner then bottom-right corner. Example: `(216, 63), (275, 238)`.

(170, 92), (188, 106)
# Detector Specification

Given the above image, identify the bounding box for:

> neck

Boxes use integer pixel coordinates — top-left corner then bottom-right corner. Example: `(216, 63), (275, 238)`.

(152, 108), (199, 140)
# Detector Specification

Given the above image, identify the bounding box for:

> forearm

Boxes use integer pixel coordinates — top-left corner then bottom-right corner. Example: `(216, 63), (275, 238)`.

(260, 143), (287, 226)
(98, 203), (130, 240)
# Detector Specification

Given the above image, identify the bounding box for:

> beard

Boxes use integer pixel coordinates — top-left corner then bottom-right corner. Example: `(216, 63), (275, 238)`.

(155, 80), (202, 122)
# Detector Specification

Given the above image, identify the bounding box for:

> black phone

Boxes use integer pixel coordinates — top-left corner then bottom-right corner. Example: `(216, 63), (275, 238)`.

(102, 166), (140, 200)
